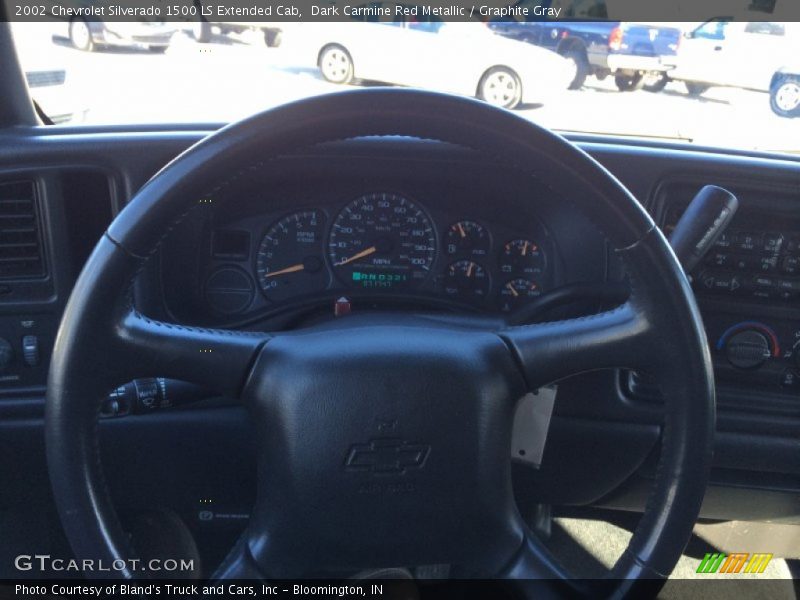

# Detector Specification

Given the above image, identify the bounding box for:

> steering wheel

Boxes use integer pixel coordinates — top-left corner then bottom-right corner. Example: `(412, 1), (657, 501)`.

(46, 89), (714, 598)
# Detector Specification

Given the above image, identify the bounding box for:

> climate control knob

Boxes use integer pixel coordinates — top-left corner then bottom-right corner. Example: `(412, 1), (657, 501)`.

(725, 329), (771, 369)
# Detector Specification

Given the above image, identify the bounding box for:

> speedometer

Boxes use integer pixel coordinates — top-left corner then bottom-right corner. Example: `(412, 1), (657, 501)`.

(329, 192), (436, 289)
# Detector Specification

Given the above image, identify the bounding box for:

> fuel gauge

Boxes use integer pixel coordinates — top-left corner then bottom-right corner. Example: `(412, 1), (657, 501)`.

(445, 220), (490, 258)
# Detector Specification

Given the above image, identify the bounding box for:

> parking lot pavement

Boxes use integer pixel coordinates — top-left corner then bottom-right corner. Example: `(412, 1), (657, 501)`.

(19, 27), (800, 154)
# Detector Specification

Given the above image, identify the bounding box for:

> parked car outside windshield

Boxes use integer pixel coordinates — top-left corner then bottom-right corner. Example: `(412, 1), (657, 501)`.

(303, 21), (575, 109)
(9, 17), (800, 154)
(668, 21), (800, 95)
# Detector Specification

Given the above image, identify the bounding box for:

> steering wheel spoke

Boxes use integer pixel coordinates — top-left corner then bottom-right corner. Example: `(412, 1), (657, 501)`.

(500, 301), (655, 391)
(113, 309), (269, 397)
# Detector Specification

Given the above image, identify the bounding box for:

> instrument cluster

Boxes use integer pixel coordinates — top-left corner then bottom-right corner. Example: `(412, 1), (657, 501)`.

(204, 190), (556, 319)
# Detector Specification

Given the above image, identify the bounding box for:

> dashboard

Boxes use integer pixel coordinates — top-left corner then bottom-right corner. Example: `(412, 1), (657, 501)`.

(0, 131), (798, 532)
(156, 144), (607, 329)
(636, 178), (800, 411)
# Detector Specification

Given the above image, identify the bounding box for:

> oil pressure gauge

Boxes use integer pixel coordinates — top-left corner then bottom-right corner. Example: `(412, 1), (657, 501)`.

(442, 260), (491, 301)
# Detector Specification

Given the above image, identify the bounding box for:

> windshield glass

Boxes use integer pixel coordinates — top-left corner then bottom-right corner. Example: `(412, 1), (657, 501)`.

(9, 13), (800, 154)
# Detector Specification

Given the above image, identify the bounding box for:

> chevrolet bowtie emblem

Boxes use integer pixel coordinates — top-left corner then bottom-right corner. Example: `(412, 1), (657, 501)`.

(345, 438), (430, 475)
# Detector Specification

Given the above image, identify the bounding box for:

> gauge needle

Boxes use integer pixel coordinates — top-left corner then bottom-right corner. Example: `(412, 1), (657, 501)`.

(521, 241), (529, 256)
(264, 263), (305, 278)
(506, 282), (519, 297)
(335, 245), (377, 267)
(456, 222), (466, 238)
(466, 262), (474, 277)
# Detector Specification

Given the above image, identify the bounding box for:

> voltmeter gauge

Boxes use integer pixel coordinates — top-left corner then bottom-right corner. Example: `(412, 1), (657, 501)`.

(499, 238), (546, 277)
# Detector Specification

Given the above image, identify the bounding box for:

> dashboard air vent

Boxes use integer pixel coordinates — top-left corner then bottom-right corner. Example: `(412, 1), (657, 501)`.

(0, 181), (45, 280)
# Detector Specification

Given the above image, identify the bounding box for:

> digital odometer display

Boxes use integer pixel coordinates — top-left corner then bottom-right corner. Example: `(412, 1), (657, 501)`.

(329, 192), (436, 289)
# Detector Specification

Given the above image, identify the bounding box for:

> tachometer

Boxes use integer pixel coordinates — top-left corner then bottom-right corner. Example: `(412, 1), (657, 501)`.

(329, 192), (436, 289)
(256, 210), (328, 302)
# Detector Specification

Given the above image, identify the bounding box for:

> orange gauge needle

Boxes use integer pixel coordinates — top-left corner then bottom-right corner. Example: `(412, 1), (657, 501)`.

(466, 262), (474, 277)
(521, 241), (529, 256)
(506, 282), (519, 297)
(456, 222), (466, 238)
(264, 263), (305, 278)
(335, 245), (377, 267)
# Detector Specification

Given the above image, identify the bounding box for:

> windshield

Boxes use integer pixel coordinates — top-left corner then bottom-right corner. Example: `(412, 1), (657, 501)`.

(9, 15), (800, 154)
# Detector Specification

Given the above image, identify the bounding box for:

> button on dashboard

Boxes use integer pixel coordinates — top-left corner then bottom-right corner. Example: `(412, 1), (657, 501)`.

(731, 255), (755, 270)
(709, 272), (742, 292)
(752, 274), (776, 289)
(705, 251), (730, 267)
(734, 232), (762, 252)
(713, 232), (733, 249)
(762, 232), (784, 253)
(780, 369), (800, 390)
(757, 256), (778, 272)
(781, 256), (800, 275)
(775, 278), (800, 294)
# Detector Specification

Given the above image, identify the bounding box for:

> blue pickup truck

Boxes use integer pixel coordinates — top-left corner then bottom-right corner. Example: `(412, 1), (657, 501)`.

(489, 18), (683, 92)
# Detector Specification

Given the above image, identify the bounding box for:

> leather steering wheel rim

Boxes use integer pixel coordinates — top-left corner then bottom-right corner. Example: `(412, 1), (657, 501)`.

(46, 89), (715, 598)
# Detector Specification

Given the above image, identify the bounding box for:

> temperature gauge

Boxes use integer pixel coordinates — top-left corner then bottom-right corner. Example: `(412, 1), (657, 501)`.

(499, 278), (542, 312)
